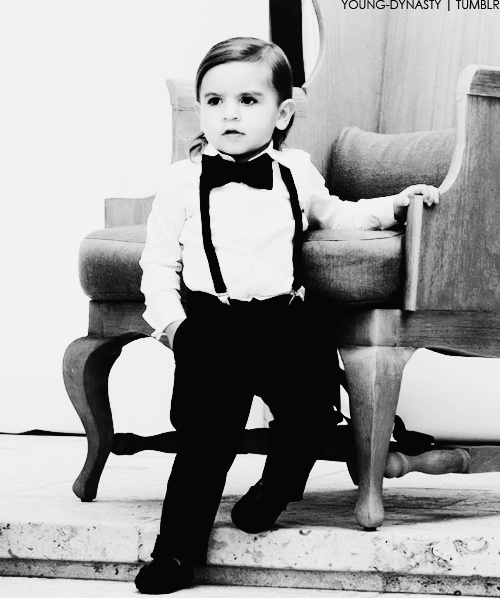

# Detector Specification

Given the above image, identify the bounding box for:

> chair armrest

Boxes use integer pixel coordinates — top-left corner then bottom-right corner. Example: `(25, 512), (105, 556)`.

(404, 64), (500, 312)
(104, 196), (154, 228)
(403, 193), (424, 310)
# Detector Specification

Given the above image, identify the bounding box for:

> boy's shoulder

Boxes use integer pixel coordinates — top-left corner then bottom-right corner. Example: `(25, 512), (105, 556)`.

(271, 147), (313, 170)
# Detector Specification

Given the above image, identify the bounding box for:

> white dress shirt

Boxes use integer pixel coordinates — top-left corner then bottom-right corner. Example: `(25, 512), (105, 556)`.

(139, 143), (399, 338)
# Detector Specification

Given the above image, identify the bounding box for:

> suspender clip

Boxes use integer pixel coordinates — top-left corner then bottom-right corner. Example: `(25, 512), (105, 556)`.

(289, 287), (305, 305)
(217, 292), (231, 305)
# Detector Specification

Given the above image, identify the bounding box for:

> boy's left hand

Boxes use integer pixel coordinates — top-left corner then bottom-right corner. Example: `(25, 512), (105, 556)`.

(393, 184), (440, 223)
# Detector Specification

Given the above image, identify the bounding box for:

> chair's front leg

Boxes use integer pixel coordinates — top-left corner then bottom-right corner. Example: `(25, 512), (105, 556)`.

(63, 335), (136, 501)
(339, 346), (416, 530)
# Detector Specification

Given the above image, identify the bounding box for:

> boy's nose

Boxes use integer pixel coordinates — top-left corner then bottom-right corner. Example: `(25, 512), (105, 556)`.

(223, 102), (240, 121)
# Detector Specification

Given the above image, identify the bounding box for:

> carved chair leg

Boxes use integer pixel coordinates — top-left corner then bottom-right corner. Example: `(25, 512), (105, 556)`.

(63, 334), (142, 501)
(339, 346), (416, 530)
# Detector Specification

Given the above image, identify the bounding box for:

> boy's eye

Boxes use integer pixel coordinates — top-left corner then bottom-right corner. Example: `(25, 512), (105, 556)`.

(207, 97), (222, 106)
(240, 96), (256, 105)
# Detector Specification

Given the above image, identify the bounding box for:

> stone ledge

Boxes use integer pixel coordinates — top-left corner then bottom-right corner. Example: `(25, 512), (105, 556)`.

(2, 560), (500, 597)
(3, 492), (500, 577)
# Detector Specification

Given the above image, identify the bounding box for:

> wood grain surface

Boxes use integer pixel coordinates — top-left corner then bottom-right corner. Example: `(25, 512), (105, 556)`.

(380, 8), (500, 133)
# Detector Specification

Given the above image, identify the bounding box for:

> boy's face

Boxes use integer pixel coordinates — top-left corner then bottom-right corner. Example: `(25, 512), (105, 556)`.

(195, 61), (294, 162)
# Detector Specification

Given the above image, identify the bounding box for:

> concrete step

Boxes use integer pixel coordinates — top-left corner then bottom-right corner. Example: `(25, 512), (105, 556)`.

(0, 577), (444, 598)
(1, 436), (500, 596)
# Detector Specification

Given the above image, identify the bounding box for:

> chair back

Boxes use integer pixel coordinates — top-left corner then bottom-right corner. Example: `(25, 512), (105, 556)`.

(329, 127), (455, 200)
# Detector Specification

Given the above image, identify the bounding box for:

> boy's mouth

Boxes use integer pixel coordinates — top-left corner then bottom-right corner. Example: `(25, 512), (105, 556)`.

(223, 129), (244, 136)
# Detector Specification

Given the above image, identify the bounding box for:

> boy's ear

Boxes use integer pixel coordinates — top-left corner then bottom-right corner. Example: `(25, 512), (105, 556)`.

(276, 98), (295, 131)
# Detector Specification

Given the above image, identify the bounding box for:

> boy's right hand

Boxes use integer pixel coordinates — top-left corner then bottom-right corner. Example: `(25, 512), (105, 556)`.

(164, 318), (186, 349)
(393, 184), (440, 223)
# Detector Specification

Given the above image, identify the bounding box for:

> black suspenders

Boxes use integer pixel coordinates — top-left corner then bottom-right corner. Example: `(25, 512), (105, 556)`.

(199, 169), (228, 300)
(278, 163), (303, 293)
(199, 160), (303, 304)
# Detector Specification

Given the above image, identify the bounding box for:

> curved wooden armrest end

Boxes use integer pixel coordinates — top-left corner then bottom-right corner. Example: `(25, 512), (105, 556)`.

(403, 65), (500, 313)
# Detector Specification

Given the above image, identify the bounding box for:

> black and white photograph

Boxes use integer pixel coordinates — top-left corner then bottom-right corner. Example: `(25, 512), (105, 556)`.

(1, 1), (500, 596)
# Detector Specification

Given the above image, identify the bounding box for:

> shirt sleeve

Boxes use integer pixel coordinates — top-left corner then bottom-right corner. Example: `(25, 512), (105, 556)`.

(139, 167), (187, 338)
(304, 159), (399, 231)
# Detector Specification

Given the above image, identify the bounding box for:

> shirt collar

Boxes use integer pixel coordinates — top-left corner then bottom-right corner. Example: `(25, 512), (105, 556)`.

(203, 141), (275, 163)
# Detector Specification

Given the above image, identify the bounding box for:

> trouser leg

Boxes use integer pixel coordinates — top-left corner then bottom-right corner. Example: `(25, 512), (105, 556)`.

(157, 307), (254, 564)
(258, 299), (341, 501)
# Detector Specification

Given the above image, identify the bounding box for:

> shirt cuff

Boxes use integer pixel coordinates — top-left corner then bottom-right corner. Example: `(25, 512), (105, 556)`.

(142, 295), (187, 341)
(151, 318), (187, 342)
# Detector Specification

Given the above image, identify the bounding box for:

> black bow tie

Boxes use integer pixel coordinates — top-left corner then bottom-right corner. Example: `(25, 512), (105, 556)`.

(201, 153), (274, 191)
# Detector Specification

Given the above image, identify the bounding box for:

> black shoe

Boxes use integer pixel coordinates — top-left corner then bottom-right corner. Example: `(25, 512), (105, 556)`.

(231, 480), (288, 534)
(135, 557), (194, 595)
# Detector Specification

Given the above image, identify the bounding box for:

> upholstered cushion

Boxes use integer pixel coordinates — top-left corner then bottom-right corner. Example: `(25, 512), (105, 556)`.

(80, 225), (404, 306)
(330, 126), (455, 200)
(80, 226), (145, 300)
(303, 229), (403, 304)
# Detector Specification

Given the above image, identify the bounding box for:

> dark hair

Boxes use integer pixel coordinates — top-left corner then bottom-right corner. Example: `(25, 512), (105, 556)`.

(189, 37), (294, 158)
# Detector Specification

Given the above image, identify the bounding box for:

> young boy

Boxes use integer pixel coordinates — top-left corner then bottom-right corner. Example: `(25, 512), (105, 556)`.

(136, 37), (439, 594)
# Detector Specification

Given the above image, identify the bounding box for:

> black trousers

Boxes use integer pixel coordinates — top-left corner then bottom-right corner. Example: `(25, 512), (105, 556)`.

(157, 291), (340, 564)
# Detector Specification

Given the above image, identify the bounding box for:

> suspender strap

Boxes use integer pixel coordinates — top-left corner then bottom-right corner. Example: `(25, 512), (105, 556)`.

(278, 163), (303, 292)
(199, 169), (228, 299)
(199, 159), (303, 300)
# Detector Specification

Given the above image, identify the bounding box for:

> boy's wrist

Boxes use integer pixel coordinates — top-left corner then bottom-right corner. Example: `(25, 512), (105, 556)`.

(393, 193), (408, 223)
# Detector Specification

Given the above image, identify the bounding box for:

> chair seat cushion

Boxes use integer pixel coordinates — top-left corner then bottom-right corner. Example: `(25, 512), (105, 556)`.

(80, 225), (404, 306)
(80, 226), (146, 301)
(303, 228), (403, 304)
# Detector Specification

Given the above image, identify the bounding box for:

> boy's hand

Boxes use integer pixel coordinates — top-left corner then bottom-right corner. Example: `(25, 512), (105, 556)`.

(393, 184), (440, 223)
